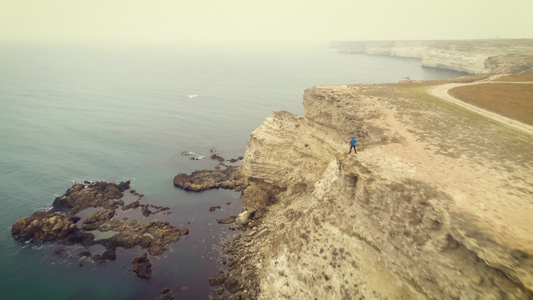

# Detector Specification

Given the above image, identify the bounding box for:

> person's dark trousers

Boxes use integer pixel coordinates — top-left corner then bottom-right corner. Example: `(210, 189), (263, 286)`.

(349, 146), (357, 154)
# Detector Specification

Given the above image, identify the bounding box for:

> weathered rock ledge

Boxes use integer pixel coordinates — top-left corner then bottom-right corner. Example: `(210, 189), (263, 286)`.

(177, 80), (533, 299)
(173, 166), (248, 192)
(12, 181), (188, 278)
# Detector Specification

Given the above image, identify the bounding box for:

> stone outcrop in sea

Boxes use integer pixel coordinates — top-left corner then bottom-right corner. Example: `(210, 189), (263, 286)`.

(173, 166), (247, 192)
(12, 181), (189, 278)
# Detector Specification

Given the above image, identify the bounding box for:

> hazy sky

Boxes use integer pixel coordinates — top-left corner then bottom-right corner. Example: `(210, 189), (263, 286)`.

(1, 0), (532, 44)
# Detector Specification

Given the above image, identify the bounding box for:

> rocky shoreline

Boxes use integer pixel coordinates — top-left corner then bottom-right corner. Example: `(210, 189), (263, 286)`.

(174, 74), (533, 299)
(171, 149), (282, 298)
(172, 165), (271, 299)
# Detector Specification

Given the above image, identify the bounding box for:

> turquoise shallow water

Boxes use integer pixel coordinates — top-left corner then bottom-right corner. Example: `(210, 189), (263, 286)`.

(0, 42), (463, 299)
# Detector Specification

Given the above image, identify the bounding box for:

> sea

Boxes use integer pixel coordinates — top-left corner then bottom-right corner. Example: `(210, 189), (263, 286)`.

(0, 41), (463, 299)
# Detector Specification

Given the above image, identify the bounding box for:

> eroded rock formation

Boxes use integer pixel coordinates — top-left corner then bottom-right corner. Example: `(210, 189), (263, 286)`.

(173, 166), (247, 192)
(132, 252), (152, 279)
(52, 181), (129, 214)
(200, 82), (533, 299)
(12, 212), (87, 244)
(12, 181), (188, 269)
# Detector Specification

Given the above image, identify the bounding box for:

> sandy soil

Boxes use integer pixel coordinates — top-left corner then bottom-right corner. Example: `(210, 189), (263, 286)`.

(426, 77), (533, 253)
(361, 79), (533, 255)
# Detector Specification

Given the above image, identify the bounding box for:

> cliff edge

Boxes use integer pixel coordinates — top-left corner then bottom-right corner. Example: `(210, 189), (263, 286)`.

(221, 79), (533, 299)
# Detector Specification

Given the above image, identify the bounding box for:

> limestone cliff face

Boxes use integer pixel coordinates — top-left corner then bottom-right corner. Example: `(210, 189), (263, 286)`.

(331, 39), (533, 74)
(238, 84), (533, 299)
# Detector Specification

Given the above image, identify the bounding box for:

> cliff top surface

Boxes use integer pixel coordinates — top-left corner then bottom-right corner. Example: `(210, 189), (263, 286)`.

(311, 76), (533, 250)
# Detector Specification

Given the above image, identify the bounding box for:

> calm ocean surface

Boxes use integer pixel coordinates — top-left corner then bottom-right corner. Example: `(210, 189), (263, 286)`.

(0, 42), (462, 299)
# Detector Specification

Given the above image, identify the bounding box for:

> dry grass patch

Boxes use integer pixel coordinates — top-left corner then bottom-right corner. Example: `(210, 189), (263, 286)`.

(397, 84), (533, 167)
(449, 83), (533, 125)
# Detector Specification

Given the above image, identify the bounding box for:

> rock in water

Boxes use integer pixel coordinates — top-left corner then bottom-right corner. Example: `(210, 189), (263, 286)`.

(209, 206), (222, 212)
(12, 181), (188, 262)
(216, 217), (236, 224)
(157, 288), (175, 300)
(52, 181), (128, 214)
(11, 212), (85, 243)
(132, 253), (152, 279)
(173, 166), (247, 192)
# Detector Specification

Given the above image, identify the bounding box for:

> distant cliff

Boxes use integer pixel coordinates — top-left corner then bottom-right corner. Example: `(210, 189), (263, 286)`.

(331, 39), (533, 74)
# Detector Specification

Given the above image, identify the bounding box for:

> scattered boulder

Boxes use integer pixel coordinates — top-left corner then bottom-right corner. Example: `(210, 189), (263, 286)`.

(211, 154), (225, 162)
(209, 206), (222, 212)
(235, 211), (251, 226)
(117, 181), (131, 192)
(181, 151), (205, 160)
(140, 204), (152, 217)
(217, 217), (236, 224)
(241, 183), (269, 213)
(92, 248), (117, 264)
(228, 156), (245, 163)
(132, 253), (152, 279)
(157, 288), (175, 300)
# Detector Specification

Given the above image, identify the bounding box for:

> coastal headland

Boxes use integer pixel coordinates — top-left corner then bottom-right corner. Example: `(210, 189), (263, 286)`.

(331, 39), (533, 74)
(175, 39), (533, 299)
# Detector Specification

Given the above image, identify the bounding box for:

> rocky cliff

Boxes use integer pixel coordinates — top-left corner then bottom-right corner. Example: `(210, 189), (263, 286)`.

(221, 81), (533, 299)
(331, 40), (533, 74)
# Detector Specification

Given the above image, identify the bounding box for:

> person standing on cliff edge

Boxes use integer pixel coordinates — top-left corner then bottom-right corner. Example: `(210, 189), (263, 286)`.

(349, 137), (357, 154)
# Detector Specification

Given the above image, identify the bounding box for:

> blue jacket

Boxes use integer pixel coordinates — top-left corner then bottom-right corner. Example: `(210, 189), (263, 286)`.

(350, 138), (356, 146)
